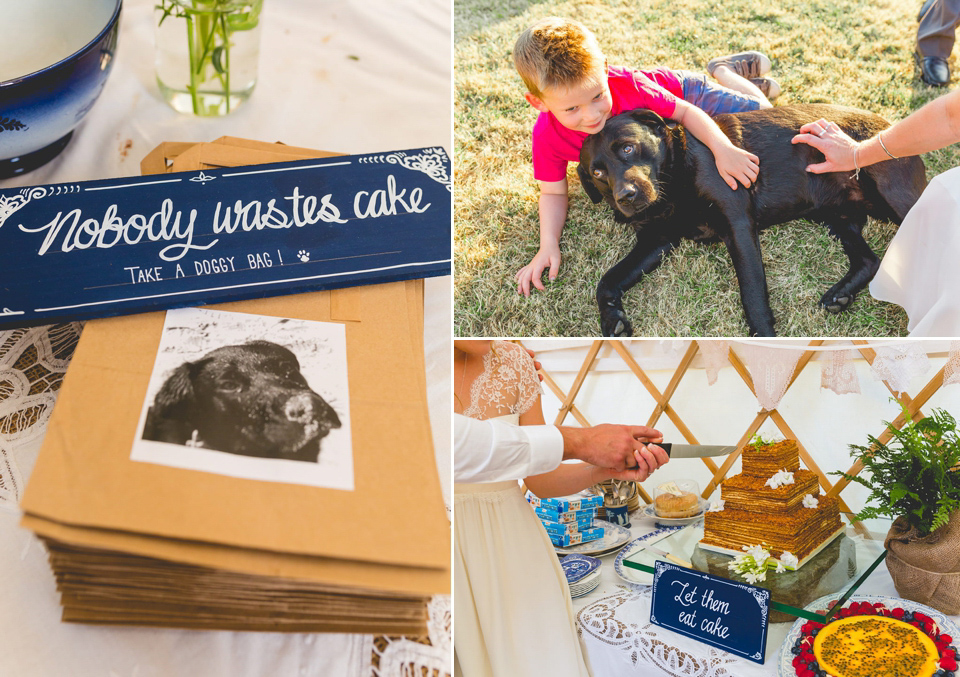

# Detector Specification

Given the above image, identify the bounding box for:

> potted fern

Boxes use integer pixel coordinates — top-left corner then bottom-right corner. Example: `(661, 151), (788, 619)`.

(838, 405), (960, 614)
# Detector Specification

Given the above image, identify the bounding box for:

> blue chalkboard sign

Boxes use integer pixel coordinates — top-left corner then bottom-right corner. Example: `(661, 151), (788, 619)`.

(650, 561), (770, 664)
(0, 148), (450, 329)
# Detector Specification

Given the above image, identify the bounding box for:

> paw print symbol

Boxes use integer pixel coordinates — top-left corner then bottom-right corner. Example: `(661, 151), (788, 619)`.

(298, 250), (310, 262)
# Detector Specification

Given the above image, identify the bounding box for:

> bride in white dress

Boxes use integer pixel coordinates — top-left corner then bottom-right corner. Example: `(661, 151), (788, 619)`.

(791, 90), (960, 335)
(453, 340), (658, 677)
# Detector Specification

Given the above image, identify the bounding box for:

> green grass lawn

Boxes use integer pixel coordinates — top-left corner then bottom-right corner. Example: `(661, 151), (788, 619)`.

(455, 0), (958, 337)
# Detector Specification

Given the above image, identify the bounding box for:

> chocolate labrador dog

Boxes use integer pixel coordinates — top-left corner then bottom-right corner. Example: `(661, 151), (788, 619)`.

(577, 104), (927, 336)
(143, 340), (341, 462)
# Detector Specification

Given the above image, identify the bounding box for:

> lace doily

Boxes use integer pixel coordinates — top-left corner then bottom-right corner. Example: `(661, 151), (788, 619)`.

(369, 596), (451, 676)
(739, 344), (804, 411)
(461, 341), (542, 420)
(821, 349), (860, 395)
(577, 588), (741, 677)
(0, 324), (83, 510)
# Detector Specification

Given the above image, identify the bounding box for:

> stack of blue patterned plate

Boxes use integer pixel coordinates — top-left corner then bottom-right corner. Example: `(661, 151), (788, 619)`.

(561, 554), (602, 598)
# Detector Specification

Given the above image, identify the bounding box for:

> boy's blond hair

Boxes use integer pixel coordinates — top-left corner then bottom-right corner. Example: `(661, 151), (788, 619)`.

(513, 17), (606, 100)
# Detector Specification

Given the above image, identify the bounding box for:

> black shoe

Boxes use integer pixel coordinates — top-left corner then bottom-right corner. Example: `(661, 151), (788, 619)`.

(916, 52), (950, 86)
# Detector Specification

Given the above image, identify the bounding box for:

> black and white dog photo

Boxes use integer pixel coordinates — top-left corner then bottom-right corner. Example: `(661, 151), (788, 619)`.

(142, 340), (342, 463)
(132, 308), (354, 489)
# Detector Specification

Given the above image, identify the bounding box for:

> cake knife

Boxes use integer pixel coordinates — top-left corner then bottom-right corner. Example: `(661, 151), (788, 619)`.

(642, 544), (692, 568)
(660, 443), (737, 458)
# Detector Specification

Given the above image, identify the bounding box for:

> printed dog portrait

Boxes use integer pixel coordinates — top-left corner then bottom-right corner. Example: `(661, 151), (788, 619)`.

(142, 340), (342, 463)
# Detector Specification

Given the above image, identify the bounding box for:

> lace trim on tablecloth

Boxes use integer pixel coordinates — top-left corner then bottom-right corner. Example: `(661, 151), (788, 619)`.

(0, 324), (83, 510)
(462, 342), (542, 420)
(369, 595), (451, 677)
(577, 588), (740, 677)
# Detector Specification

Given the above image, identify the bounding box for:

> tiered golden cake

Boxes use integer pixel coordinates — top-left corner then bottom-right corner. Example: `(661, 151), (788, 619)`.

(701, 440), (842, 562)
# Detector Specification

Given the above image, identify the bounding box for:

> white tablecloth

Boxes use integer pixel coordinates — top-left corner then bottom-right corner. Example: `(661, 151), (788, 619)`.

(0, 1), (451, 675)
(572, 517), (959, 677)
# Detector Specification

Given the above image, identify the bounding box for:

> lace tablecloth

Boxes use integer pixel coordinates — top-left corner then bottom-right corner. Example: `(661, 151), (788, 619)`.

(571, 521), (957, 677)
(0, 0), (451, 674)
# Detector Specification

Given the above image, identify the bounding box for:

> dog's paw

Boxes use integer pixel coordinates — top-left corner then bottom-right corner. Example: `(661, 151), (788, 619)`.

(819, 290), (855, 314)
(600, 308), (633, 337)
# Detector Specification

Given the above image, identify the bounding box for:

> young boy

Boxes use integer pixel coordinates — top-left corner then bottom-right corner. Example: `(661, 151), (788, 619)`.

(513, 17), (780, 296)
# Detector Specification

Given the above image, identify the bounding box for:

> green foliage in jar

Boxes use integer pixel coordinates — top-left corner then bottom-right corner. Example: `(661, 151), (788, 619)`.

(156, 0), (264, 115)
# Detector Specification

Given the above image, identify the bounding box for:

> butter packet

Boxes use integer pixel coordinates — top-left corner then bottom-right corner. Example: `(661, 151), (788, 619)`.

(549, 526), (604, 547)
(534, 505), (597, 524)
(526, 491), (603, 513)
(540, 515), (593, 536)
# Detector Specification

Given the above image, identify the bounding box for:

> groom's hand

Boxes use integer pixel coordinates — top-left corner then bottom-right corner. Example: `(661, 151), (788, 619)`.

(559, 424), (668, 472)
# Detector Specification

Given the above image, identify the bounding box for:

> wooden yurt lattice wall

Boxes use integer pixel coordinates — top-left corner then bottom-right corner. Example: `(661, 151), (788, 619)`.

(521, 339), (960, 528)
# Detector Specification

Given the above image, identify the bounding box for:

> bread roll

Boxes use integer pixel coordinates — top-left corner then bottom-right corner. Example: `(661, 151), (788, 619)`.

(654, 491), (700, 518)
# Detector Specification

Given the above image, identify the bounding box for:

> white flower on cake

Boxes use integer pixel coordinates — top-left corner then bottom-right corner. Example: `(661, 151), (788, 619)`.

(707, 499), (725, 512)
(780, 552), (799, 569)
(802, 494), (819, 509)
(745, 543), (770, 562)
(729, 543), (797, 580)
(765, 469), (795, 489)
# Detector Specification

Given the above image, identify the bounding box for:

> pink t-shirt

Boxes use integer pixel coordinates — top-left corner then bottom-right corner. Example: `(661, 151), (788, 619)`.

(531, 65), (683, 182)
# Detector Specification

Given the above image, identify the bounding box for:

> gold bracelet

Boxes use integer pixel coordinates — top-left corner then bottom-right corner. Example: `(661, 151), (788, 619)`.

(852, 144), (861, 180)
(878, 133), (899, 159)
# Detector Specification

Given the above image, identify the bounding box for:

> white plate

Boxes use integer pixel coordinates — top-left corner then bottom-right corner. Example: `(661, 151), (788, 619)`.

(639, 499), (709, 526)
(554, 520), (633, 557)
(613, 527), (686, 586)
(570, 575), (601, 599)
(777, 594), (960, 677)
(568, 568), (602, 595)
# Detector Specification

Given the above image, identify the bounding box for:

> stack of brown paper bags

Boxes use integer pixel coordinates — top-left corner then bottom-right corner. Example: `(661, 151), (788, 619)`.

(19, 138), (449, 635)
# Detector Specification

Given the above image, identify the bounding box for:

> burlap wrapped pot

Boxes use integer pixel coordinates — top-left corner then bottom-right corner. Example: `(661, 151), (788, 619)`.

(884, 511), (960, 615)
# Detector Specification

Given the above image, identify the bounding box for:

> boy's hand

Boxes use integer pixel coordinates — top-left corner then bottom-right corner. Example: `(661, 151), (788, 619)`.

(515, 244), (561, 296)
(713, 144), (760, 190)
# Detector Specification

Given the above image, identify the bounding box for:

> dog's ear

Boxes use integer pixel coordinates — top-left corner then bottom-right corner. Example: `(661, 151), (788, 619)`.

(577, 162), (605, 204)
(152, 362), (198, 414)
(628, 108), (667, 131)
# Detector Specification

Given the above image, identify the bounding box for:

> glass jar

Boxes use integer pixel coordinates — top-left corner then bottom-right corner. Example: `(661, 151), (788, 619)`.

(154, 0), (264, 116)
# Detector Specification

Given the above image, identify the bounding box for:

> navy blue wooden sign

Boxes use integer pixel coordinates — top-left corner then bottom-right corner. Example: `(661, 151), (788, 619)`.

(650, 561), (770, 664)
(0, 148), (450, 329)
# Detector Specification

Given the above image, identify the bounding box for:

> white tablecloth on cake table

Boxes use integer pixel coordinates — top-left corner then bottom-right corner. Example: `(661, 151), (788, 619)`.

(571, 517), (960, 677)
(0, 1), (451, 676)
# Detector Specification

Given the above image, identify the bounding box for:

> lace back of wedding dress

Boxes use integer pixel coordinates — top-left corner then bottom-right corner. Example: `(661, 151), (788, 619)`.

(461, 342), (542, 421)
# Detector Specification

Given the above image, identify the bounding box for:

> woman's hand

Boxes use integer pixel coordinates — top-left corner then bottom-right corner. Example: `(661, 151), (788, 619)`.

(603, 443), (669, 482)
(791, 118), (860, 173)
